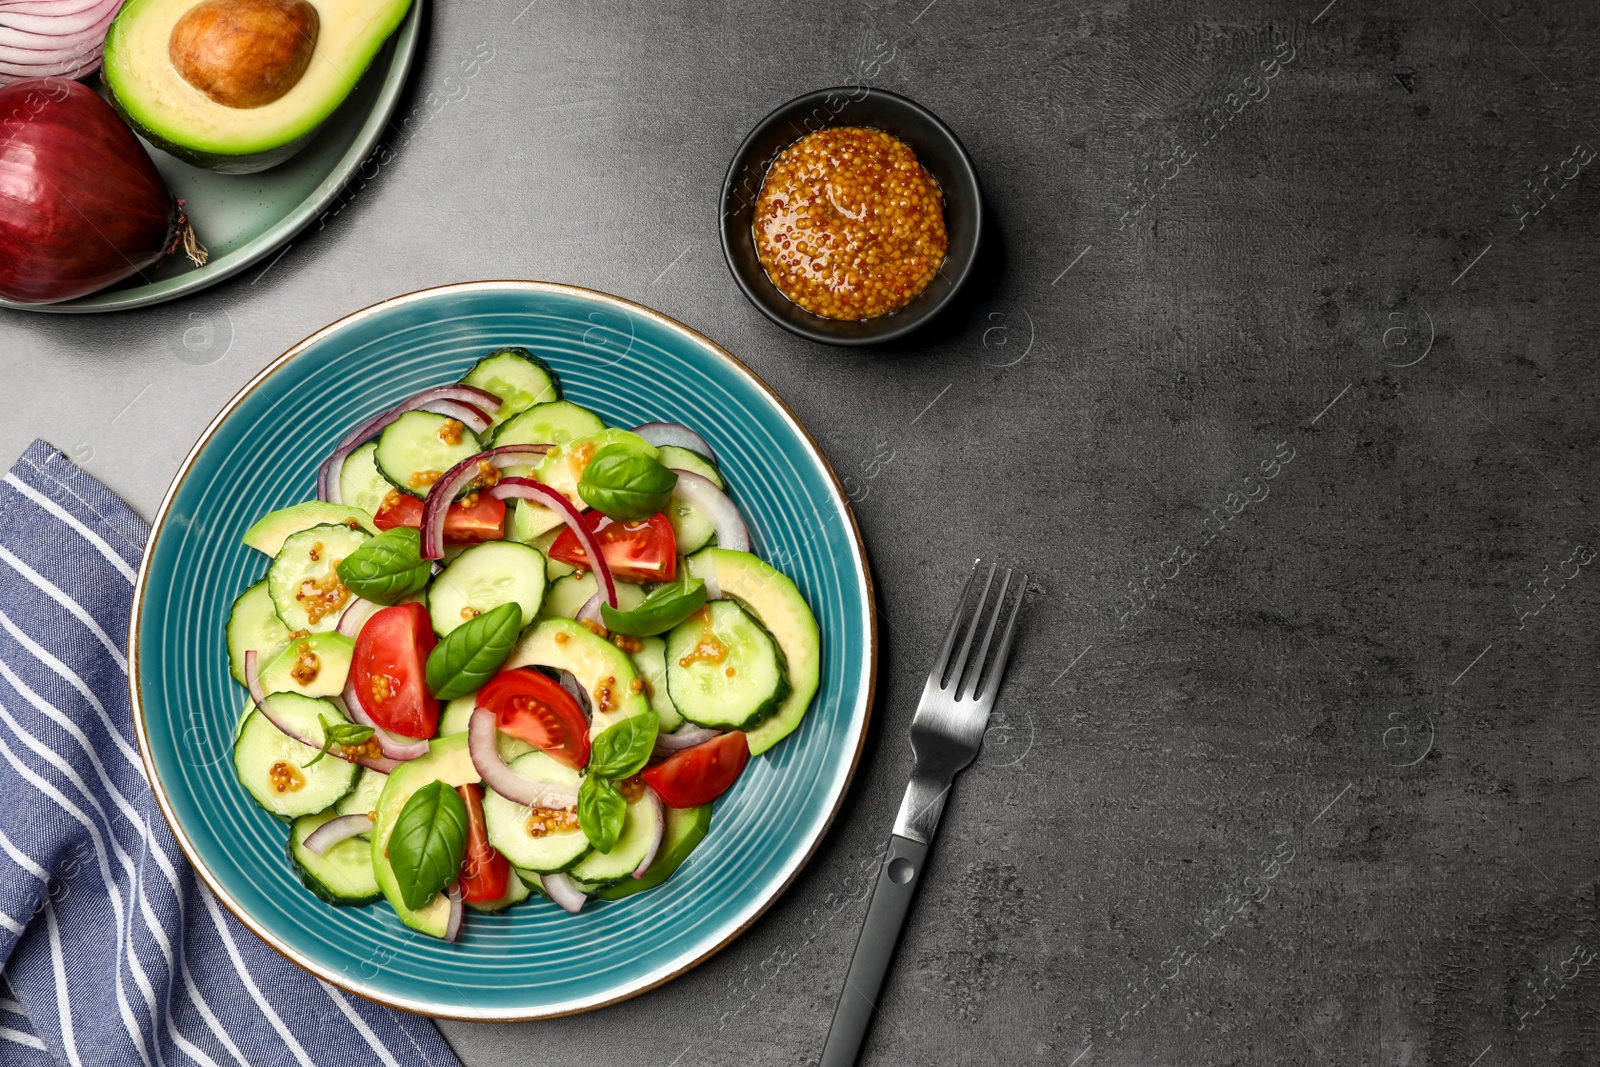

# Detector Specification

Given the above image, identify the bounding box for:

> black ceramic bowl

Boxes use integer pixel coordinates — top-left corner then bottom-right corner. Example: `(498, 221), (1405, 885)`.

(719, 87), (983, 347)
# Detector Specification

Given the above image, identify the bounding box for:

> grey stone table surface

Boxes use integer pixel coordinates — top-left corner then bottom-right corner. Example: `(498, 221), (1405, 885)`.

(5, 0), (1599, 1063)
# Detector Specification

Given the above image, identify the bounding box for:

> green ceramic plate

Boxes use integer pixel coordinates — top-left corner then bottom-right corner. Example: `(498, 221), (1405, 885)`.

(0, 0), (422, 315)
(130, 281), (877, 1019)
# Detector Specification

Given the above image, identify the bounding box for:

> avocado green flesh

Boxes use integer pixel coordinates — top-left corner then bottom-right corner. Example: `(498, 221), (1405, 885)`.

(371, 735), (480, 937)
(686, 549), (821, 755)
(242, 501), (376, 556)
(502, 617), (651, 733)
(258, 633), (354, 699)
(102, 0), (414, 173)
(597, 803), (711, 899)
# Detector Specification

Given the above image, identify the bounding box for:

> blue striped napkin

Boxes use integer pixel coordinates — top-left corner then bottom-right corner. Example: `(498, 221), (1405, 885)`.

(0, 440), (463, 1067)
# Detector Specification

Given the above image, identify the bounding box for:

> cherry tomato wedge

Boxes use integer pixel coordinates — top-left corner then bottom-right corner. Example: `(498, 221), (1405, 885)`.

(348, 602), (439, 738)
(374, 491), (507, 545)
(476, 668), (591, 769)
(455, 784), (511, 903)
(548, 511), (676, 583)
(642, 731), (749, 808)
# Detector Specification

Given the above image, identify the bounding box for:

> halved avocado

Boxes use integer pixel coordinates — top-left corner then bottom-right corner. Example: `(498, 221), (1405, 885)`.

(502, 617), (651, 733)
(686, 549), (820, 755)
(102, 0), (413, 173)
(371, 734), (479, 937)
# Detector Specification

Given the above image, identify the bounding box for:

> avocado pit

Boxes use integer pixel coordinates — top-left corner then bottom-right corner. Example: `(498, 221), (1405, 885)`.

(168, 0), (319, 109)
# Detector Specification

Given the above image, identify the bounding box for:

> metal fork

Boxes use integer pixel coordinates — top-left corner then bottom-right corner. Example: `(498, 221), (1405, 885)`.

(820, 560), (1027, 1067)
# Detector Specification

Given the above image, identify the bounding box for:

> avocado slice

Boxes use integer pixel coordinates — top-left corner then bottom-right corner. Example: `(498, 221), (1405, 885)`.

(102, 0), (414, 173)
(371, 734), (480, 937)
(685, 549), (821, 755)
(257, 631), (354, 698)
(502, 617), (651, 733)
(242, 501), (376, 555)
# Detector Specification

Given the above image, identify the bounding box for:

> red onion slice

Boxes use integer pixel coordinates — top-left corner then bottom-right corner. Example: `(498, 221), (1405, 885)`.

(317, 385), (504, 503)
(541, 872), (586, 914)
(633, 422), (719, 464)
(467, 708), (580, 808)
(303, 813), (374, 856)
(419, 445), (552, 559)
(489, 477), (617, 607)
(653, 723), (723, 754)
(336, 597), (380, 639)
(669, 469), (750, 552)
(558, 670), (591, 717)
(575, 593), (603, 628)
(342, 677), (430, 761)
(444, 882), (464, 942)
(245, 650), (397, 774)
(417, 398), (492, 436)
(632, 787), (666, 878)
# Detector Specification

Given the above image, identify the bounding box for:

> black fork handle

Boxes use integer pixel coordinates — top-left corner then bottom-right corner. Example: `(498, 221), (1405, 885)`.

(819, 834), (932, 1067)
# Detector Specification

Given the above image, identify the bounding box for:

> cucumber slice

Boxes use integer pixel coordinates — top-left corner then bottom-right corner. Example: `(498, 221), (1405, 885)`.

(266, 523), (370, 634)
(289, 810), (382, 906)
(493, 401), (606, 483)
(597, 803), (711, 899)
(686, 549), (821, 755)
(258, 633), (354, 699)
(530, 527), (576, 579)
(656, 446), (723, 488)
(460, 348), (562, 427)
(539, 572), (645, 621)
(504, 617), (651, 732)
(338, 442), (393, 517)
(438, 694), (477, 736)
(226, 580), (290, 686)
(482, 752), (589, 872)
(665, 601), (789, 731)
(427, 541), (548, 636)
(532, 429), (658, 508)
(375, 410), (483, 499)
(569, 791), (665, 885)
(242, 502), (376, 556)
(493, 400), (606, 453)
(509, 498), (566, 544)
(232, 694), (358, 819)
(629, 636), (683, 732)
(468, 872), (532, 913)
(335, 767), (387, 820)
(658, 445), (725, 553)
(371, 735), (480, 937)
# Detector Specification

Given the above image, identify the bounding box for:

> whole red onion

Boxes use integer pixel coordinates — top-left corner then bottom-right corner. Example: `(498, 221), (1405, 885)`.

(0, 76), (203, 304)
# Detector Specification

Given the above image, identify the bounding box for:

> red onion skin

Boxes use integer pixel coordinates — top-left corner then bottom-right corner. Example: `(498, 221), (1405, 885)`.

(0, 77), (175, 303)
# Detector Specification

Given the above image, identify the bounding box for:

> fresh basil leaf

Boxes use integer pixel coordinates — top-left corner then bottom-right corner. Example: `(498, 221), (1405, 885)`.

(578, 444), (678, 521)
(600, 577), (706, 637)
(302, 714), (374, 768)
(336, 527), (432, 604)
(588, 714), (658, 779)
(388, 780), (469, 911)
(578, 775), (626, 853)
(425, 602), (523, 700)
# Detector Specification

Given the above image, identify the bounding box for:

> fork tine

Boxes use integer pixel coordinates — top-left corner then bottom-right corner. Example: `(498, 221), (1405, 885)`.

(961, 568), (1012, 701)
(978, 573), (1027, 703)
(929, 560), (984, 683)
(948, 562), (996, 692)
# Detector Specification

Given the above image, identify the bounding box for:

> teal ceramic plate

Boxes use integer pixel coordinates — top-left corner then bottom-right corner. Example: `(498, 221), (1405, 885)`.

(130, 281), (877, 1019)
(0, 0), (422, 314)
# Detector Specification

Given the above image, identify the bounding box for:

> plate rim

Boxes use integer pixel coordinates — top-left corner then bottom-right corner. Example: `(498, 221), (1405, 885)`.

(0, 0), (424, 315)
(126, 279), (879, 1020)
